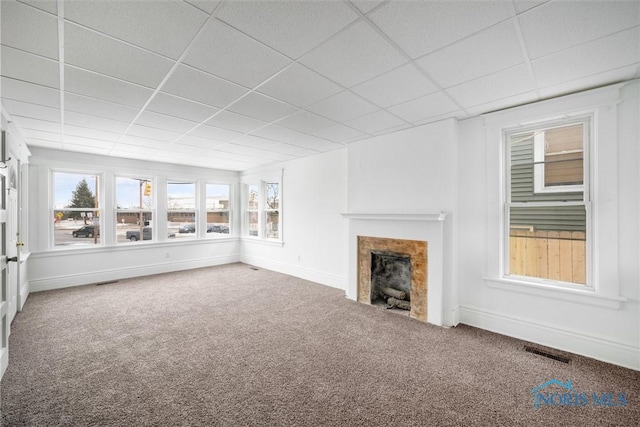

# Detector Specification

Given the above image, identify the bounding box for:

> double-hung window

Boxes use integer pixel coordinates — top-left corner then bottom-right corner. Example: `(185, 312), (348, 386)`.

(53, 172), (101, 247)
(505, 118), (590, 286)
(116, 177), (154, 243)
(206, 184), (230, 236)
(244, 180), (282, 240)
(167, 181), (196, 239)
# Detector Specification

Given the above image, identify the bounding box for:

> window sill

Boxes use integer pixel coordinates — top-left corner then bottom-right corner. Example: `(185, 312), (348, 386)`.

(483, 277), (627, 309)
(241, 237), (284, 247)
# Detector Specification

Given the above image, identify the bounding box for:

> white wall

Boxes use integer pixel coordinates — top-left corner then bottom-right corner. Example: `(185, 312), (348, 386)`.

(240, 149), (348, 289)
(28, 148), (241, 291)
(456, 81), (640, 370)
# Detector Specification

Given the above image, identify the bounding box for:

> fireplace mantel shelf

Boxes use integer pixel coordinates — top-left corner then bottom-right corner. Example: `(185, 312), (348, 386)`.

(341, 212), (447, 221)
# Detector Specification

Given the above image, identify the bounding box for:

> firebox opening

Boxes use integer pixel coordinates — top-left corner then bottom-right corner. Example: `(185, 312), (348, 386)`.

(371, 251), (412, 313)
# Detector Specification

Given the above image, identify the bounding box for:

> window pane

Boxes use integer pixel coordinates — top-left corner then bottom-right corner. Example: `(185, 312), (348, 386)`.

(207, 184), (230, 235)
(168, 181), (196, 239)
(116, 177), (152, 209)
(248, 184), (259, 209)
(543, 124), (583, 187)
(266, 183), (279, 210)
(508, 205), (586, 284)
(247, 211), (258, 236)
(266, 210), (279, 239)
(118, 212), (153, 243)
(53, 172), (100, 246)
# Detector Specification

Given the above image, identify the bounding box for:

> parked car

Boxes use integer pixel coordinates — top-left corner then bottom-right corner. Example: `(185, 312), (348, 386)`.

(126, 228), (176, 241)
(178, 224), (196, 233)
(207, 224), (229, 234)
(126, 227), (152, 241)
(73, 225), (99, 238)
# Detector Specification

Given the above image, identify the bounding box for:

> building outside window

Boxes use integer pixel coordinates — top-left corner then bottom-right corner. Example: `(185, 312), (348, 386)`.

(167, 181), (196, 239)
(116, 177), (154, 243)
(52, 172), (101, 247)
(206, 184), (230, 236)
(505, 118), (589, 286)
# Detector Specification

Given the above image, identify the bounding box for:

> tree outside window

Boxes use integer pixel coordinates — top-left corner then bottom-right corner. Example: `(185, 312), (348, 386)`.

(53, 172), (101, 246)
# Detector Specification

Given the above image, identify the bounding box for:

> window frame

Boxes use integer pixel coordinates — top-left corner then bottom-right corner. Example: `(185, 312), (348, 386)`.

(51, 170), (103, 248)
(503, 115), (592, 289)
(205, 182), (232, 237)
(243, 175), (283, 243)
(166, 179), (198, 240)
(115, 175), (156, 244)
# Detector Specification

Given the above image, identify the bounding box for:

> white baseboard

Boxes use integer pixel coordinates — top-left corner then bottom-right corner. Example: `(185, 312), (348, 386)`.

(459, 305), (640, 371)
(241, 254), (346, 290)
(30, 254), (240, 292)
(18, 281), (29, 311)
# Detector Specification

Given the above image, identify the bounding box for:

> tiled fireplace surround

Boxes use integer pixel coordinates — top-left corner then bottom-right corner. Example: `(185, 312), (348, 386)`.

(343, 212), (448, 326)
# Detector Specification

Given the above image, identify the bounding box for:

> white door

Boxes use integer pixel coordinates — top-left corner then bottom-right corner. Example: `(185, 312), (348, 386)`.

(0, 131), (9, 378)
(6, 163), (18, 323)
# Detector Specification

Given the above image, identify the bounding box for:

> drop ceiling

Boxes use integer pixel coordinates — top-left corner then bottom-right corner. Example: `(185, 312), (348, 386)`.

(1, 0), (638, 171)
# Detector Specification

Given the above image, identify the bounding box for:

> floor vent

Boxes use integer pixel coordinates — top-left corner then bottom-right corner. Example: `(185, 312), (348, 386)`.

(250, 267), (259, 271)
(524, 346), (571, 364)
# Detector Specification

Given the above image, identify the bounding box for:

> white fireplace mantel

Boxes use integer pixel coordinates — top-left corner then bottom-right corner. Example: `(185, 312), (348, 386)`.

(343, 211), (450, 326)
(341, 212), (448, 222)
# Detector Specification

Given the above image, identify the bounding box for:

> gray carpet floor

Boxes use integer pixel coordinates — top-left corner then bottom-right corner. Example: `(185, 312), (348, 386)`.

(1, 263), (638, 426)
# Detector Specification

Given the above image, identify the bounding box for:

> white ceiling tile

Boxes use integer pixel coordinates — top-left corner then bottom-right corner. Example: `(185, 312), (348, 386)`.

(64, 111), (129, 134)
(369, 1), (513, 58)
(64, 124), (121, 142)
(351, 63), (438, 108)
(216, 1), (358, 59)
(307, 91), (378, 122)
(134, 111), (198, 134)
(184, 19), (291, 88)
(127, 125), (181, 142)
(251, 125), (334, 149)
(18, 0), (57, 14)
(189, 124), (242, 142)
(64, 23), (174, 88)
(299, 20), (407, 88)
(311, 123), (365, 144)
(147, 92), (218, 123)
(537, 65), (639, 100)
(14, 117), (60, 133)
(64, 66), (154, 108)
(111, 143), (158, 155)
(532, 28), (640, 88)
(514, 1), (548, 14)
(464, 91), (539, 116)
(257, 63), (343, 108)
(351, 1), (385, 14)
(231, 134), (279, 149)
(1, 0), (58, 59)
(446, 64), (535, 108)
(184, 0), (220, 15)
(206, 111), (268, 134)
(20, 128), (62, 143)
(2, 99), (60, 123)
(63, 142), (112, 156)
(1, 77), (60, 107)
(175, 135), (226, 150)
(228, 92), (298, 123)
(1, 46), (60, 88)
(275, 110), (336, 134)
(25, 138), (63, 149)
(417, 21), (524, 88)
(120, 135), (172, 149)
(264, 142), (319, 157)
(64, 93), (140, 123)
(63, 136), (114, 150)
(388, 91), (460, 123)
(519, 0), (640, 60)
(345, 110), (406, 134)
(161, 65), (248, 109)
(64, 0), (208, 59)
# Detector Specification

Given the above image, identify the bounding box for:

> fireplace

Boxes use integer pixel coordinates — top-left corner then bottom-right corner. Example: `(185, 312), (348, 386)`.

(343, 212), (448, 326)
(357, 236), (427, 322)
